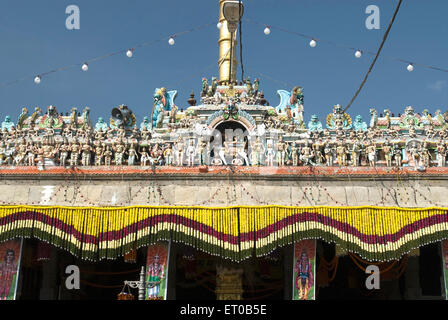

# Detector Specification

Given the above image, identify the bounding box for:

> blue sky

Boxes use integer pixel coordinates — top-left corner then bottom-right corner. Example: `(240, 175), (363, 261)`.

(0, 0), (447, 126)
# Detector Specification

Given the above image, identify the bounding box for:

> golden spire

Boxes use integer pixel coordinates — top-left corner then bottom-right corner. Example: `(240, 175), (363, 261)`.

(218, 0), (238, 85)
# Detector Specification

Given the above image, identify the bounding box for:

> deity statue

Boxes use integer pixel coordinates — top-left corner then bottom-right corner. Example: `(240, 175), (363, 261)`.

(437, 141), (447, 167)
(95, 117), (109, 132)
(276, 136), (288, 166)
(420, 142), (432, 167)
(113, 142), (126, 166)
(137, 147), (148, 166)
(174, 137), (184, 166)
(127, 143), (138, 166)
(393, 144), (402, 167)
(186, 140), (196, 167)
(16, 107), (29, 130)
(382, 140), (393, 167)
(265, 140), (275, 167)
(94, 143), (104, 166)
(13, 139), (27, 166)
(1, 116), (15, 132)
(151, 88), (177, 129)
(300, 141), (315, 166)
(295, 251), (313, 300)
(290, 141), (300, 166)
(326, 104), (352, 130)
(223, 99), (239, 121)
(163, 143), (174, 166)
(366, 141), (377, 167)
(69, 139), (81, 166)
(251, 137), (265, 166)
(275, 86), (305, 128)
(351, 140), (363, 167)
(26, 141), (36, 166)
(313, 139), (324, 165)
(408, 142), (421, 167)
(352, 115), (368, 132)
(150, 143), (163, 165)
(81, 140), (92, 166)
(324, 142), (334, 166)
(336, 141), (348, 166)
(308, 115), (323, 132)
(103, 146), (113, 166)
(201, 78), (209, 97)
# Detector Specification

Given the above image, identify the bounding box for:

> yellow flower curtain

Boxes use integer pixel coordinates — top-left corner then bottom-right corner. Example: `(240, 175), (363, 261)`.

(0, 205), (447, 262)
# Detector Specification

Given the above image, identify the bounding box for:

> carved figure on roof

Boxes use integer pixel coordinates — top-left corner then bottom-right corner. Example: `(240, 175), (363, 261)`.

(436, 140), (446, 167)
(81, 107), (91, 129)
(308, 114), (323, 132)
(253, 79), (260, 97)
(151, 88), (177, 129)
(70, 108), (78, 126)
(351, 140), (363, 166)
(207, 77), (218, 97)
(286, 141), (296, 166)
(383, 109), (391, 129)
(400, 106), (423, 129)
(265, 140), (275, 167)
(324, 142), (334, 166)
(326, 104), (352, 130)
(17, 108), (29, 130)
(110, 105), (136, 130)
(40, 106), (63, 129)
(300, 141), (314, 166)
(382, 140), (393, 167)
(1, 116), (15, 132)
(251, 137), (264, 166)
(275, 87), (303, 113)
(201, 78), (209, 97)
(420, 142), (432, 167)
(223, 99), (239, 121)
(353, 115), (368, 132)
(29, 107), (42, 129)
(369, 108), (378, 129)
(95, 117), (109, 132)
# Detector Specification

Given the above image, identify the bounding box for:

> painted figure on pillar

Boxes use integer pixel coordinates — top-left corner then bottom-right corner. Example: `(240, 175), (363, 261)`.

(293, 240), (315, 300)
(0, 239), (21, 300)
(145, 243), (169, 300)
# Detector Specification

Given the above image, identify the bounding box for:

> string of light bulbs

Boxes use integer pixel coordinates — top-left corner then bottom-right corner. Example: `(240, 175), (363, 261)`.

(244, 18), (448, 74)
(0, 22), (215, 88)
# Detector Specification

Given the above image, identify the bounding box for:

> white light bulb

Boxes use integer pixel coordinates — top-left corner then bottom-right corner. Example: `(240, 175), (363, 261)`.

(217, 22), (223, 29)
(264, 27), (271, 35)
(126, 49), (133, 58)
(355, 50), (362, 58)
(407, 64), (414, 72)
(82, 63), (88, 72)
(309, 39), (317, 48)
(168, 37), (175, 46)
(34, 76), (41, 84)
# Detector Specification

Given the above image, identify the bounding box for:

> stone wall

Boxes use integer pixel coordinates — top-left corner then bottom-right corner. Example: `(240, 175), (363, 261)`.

(0, 166), (446, 208)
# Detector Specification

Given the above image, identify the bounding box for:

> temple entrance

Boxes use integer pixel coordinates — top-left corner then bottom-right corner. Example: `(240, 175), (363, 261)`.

(210, 121), (250, 165)
(316, 242), (444, 300)
(175, 244), (286, 300)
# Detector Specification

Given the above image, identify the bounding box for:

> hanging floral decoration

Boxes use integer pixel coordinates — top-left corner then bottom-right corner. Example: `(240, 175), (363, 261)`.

(0, 205), (447, 262)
